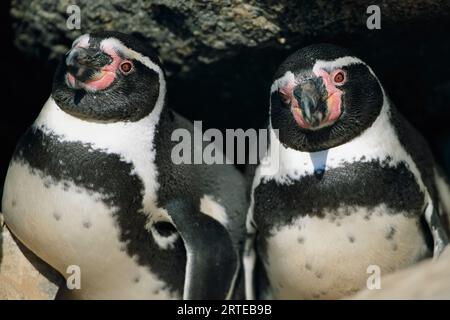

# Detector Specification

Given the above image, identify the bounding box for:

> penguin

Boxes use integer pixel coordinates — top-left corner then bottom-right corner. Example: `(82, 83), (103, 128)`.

(1, 31), (247, 300)
(244, 44), (450, 300)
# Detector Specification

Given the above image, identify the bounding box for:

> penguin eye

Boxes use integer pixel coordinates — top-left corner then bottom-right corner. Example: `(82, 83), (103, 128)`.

(120, 61), (133, 74)
(333, 70), (346, 85)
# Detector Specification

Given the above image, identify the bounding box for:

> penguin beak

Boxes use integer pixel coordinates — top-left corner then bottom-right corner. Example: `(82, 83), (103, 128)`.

(66, 47), (113, 83)
(65, 47), (118, 91)
(290, 77), (342, 130)
(292, 78), (328, 128)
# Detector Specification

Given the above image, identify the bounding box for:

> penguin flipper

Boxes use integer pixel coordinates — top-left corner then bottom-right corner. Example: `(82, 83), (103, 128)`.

(424, 200), (449, 257)
(165, 199), (238, 300)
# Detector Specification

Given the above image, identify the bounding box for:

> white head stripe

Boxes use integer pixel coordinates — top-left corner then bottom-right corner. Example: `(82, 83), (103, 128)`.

(313, 56), (365, 74)
(100, 38), (163, 75)
(271, 57), (368, 95)
(72, 34), (90, 48)
(271, 56), (379, 86)
(313, 56), (379, 79)
(270, 71), (296, 93)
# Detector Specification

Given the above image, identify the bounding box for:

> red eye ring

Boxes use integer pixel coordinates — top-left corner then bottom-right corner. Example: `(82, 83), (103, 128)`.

(333, 71), (346, 84)
(120, 61), (133, 74)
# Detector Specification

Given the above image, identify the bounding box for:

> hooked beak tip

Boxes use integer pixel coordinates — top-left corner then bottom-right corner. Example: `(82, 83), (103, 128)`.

(292, 81), (328, 129)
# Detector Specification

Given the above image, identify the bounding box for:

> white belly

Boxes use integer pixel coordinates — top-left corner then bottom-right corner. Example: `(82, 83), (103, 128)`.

(263, 205), (430, 299)
(2, 160), (179, 299)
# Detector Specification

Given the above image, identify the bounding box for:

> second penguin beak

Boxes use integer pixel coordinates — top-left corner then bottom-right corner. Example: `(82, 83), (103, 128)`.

(292, 78), (329, 129)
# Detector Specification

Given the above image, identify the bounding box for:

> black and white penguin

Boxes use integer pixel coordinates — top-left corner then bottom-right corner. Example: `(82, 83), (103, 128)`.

(244, 44), (450, 300)
(2, 31), (247, 299)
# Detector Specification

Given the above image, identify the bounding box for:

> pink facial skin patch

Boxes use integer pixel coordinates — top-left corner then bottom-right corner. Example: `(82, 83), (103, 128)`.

(67, 41), (123, 91)
(83, 46), (122, 91)
(279, 80), (312, 129)
(292, 105), (311, 129)
(67, 72), (76, 87)
(279, 69), (344, 130)
(84, 70), (116, 91)
(314, 69), (344, 123)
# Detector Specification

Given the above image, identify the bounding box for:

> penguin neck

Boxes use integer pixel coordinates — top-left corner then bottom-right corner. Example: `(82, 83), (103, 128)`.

(35, 96), (165, 143)
(264, 98), (397, 181)
(37, 69), (168, 147)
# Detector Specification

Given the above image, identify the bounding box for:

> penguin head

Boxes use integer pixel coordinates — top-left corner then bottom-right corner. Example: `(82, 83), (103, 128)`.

(270, 44), (384, 152)
(52, 31), (165, 122)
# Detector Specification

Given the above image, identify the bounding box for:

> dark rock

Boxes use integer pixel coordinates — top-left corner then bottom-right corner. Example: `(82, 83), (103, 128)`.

(11, 0), (284, 73)
(10, 1), (450, 76)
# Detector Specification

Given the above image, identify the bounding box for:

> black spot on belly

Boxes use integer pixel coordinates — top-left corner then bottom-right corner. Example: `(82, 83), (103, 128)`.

(11, 200), (16, 207)
(348, 235), (355, 243)
(82, 220), (92, 229)
(13, 127), (186, 294)
(386, 225), (396, 240)
(53, 212), (61, 221)
(63, 182), (70, 191)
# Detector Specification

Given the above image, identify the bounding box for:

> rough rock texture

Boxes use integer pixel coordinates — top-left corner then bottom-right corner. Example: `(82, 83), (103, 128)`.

(350, 247), (450, 299)
(10, 0), (450, 75)
(0, 213), (62, 299)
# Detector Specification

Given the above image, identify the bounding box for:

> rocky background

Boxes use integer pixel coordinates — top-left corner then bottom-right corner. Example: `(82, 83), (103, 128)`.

(1, 0), (450, 299)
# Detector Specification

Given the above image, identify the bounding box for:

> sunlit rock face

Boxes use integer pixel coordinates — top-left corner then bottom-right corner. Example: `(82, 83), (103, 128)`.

(0, 214), (62, 299)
